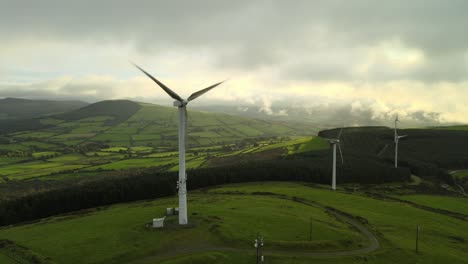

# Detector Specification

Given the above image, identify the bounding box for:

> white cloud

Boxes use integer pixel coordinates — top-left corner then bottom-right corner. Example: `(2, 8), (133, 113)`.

(0, 1), (467, 124)
(2, 74), (467, 123)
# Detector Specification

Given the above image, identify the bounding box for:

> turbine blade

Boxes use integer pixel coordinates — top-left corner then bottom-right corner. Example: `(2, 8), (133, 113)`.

(337, 128), (343, 140)
(338, 143), (344, 164)
(132, 63), (183, 102)
(377, 144), (389, 157)
(187, 80), (226, 102)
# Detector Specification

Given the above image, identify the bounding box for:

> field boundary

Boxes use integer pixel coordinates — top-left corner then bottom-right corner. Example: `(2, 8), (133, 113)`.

(363, 192), (468, 221)
(0, 239), (54, 264)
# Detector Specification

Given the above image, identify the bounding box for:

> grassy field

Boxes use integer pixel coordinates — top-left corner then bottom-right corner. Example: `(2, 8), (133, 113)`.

(80, 157), (177, 171)
(48, 153), (87, 162)
(2, 163), (89, 181)
(0, 182), (467, 263)
(294, 136), (329, 153)
(0, 252), (15, 264)
(209, 182), (468, 263)
(0, 152), (128, 181)
(0, 157), (28, 166)
(0, 129), (318, 182)
(13, 131), (59, 138)
(168, 156), (206, 172)
(395, 194), (468, 215)
(1, 102), (310, 154)
(20, 141), (57, 149)
(453, 170), (468, 179)
(0, 144), (29, 151)
(32, 151), (60, 159)
(433, 125), (468, 131)
(0, 186), (366, 264)
(251, 137), (312, 153)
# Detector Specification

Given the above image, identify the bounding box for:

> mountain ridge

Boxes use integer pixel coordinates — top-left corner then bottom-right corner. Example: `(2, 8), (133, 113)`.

(0, 97), (88, 120)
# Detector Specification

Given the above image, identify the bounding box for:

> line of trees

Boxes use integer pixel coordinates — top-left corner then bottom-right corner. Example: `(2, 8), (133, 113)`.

(0, 158), (410, 226)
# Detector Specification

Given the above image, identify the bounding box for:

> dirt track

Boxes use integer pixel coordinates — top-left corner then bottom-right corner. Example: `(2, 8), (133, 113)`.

(131, 193), (380, 263)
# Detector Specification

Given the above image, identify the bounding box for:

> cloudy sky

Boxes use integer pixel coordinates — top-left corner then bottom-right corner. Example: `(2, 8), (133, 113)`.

(1, 0), (467, 123)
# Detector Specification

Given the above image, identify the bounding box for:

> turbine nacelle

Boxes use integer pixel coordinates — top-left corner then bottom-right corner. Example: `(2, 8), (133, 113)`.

(396, 135), (408, 143)
(173, 100), (188, 107)
(325, 127), (343, 145)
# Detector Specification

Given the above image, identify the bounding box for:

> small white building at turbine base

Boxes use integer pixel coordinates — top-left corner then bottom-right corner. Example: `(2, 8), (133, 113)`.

(166, 208), (174, 216)
(152, 217), (166, 228)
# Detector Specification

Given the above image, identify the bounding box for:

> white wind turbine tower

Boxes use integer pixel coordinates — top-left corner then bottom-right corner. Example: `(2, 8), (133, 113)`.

(133, 63), (225, 225)
(394, 115), (407, 168)
(325, 128), (344, 190)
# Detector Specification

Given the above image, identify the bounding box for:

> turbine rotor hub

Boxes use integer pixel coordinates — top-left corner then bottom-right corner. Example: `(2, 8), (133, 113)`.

(173, 100), (188, 107)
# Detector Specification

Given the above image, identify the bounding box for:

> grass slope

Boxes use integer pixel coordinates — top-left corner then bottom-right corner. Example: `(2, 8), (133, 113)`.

(0, 101), (311, 182)
(432, 125), (468, 131)
(0, 252), (15, 264)
(1, 101), (309, 150)
(0, 98), (87, 120)
(395, 194), (468, 215)
(210, 182), (468, 263)
(319, 126), (468, 179)
(0, 187), (365, 264)
(0, 182), (467, 263)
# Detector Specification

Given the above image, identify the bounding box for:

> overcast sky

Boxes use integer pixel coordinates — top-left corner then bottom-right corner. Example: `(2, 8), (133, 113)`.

(1, 0), (467, 123)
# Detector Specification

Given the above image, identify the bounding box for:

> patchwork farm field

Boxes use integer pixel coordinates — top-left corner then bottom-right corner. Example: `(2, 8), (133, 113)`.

(0, 101), (314, 182)
(0, 182), (466, 264)
(0, 99), (467, 263)
(0, 135), (322, 182)
(2, 100), (467, 186)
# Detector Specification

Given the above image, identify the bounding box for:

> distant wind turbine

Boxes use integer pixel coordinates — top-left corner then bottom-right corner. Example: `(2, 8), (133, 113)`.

(133, 63), (225, 225)
(394, 115), (407, 168)
(325, 128), (344, 190)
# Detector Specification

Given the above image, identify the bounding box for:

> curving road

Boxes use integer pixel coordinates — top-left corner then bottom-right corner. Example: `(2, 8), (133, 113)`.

(131, 193), (380, 263)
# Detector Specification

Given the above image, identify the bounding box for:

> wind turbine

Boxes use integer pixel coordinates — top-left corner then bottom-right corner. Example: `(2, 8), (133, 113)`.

(325, 128), (344, 190)
(133, 63), (225, 225)
(394, 115), (407, 168)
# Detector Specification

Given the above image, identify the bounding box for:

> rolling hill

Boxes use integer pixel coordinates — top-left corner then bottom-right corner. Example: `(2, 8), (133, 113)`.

(0, 100), (309, 149)
(0, 101), (467, 205)
(0, 100), (313, 183)
(0, 182), (467, 264)
(318, 126), (468, 185)
(0, 107), (467, 264)
(0, 98), (88, 120)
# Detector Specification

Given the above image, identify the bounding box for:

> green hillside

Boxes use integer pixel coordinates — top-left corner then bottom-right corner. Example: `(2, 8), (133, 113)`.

(0, 182), (466, 264)
(1, 100), (307, 148)
(319, 126), (468, 183)
(432, 125), (468, 131)
(0, 100), (311, 183)
(0, 98), (87, 120)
